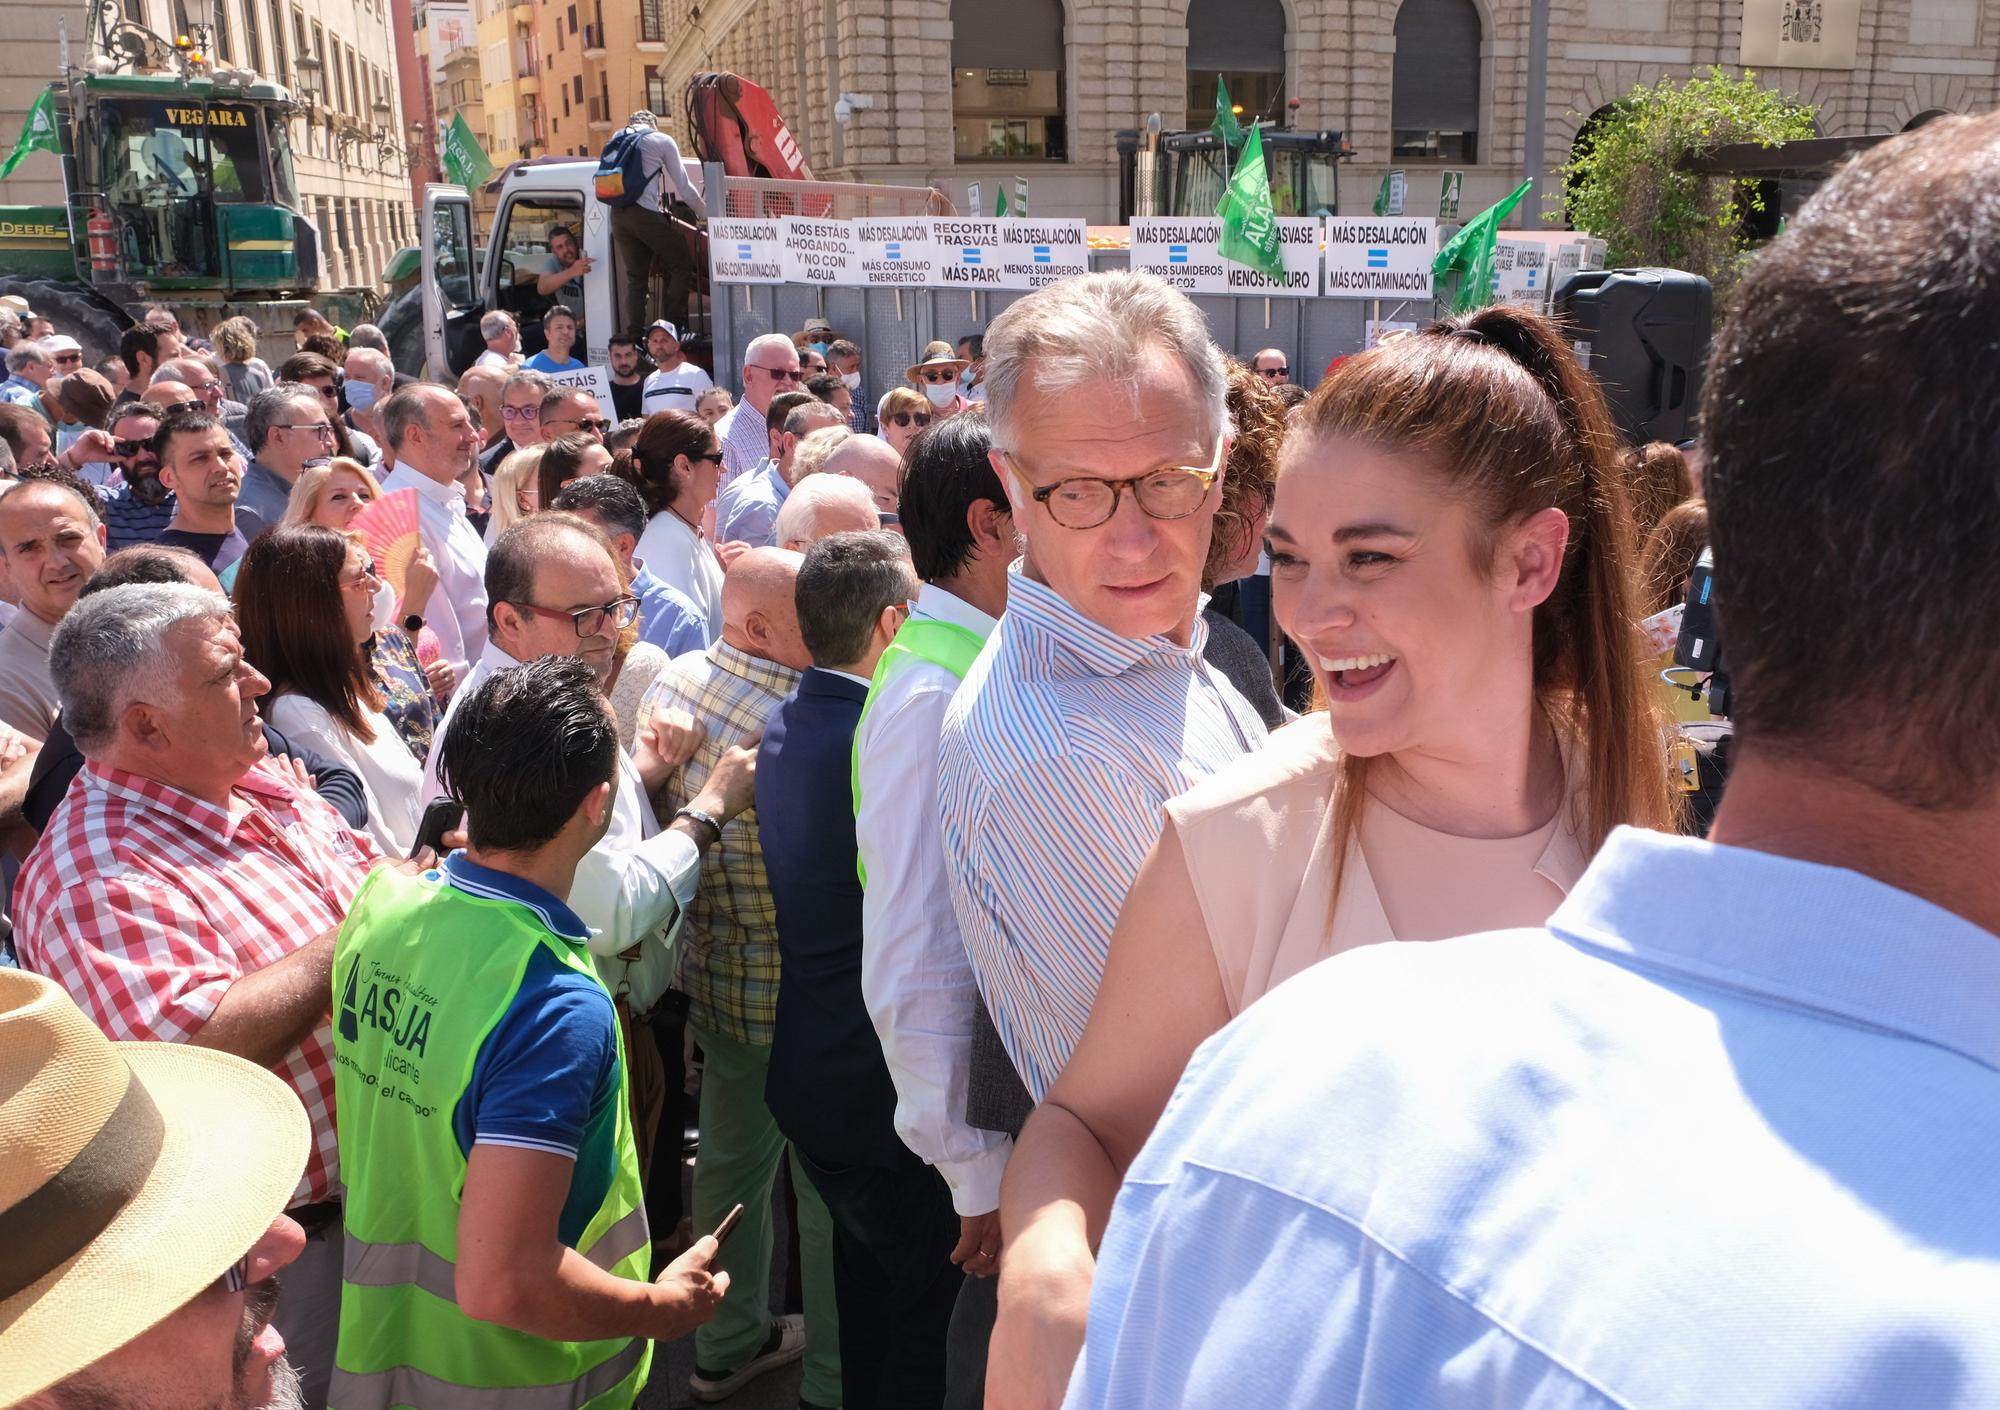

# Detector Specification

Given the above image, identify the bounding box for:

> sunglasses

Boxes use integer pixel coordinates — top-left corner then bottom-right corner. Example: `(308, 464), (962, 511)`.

(53, 353), (83, 365)
(548, 417), (612, 434)
(1257, 366), (1289, 378)
(752, 365), (803, 382)
(918, 369), (959, 384)
(112, 437), (151, 458)
(690, 449), (725, 465)
(887, 411), (932, 429)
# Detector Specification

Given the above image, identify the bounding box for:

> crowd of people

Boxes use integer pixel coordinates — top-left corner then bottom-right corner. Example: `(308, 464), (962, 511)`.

(6, 108), (2000, 1410)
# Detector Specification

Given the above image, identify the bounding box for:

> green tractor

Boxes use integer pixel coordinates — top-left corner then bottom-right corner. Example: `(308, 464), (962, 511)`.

(0, 0), (342, 359)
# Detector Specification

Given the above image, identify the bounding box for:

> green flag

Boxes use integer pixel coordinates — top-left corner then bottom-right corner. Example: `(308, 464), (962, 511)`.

(440, 110), (494, 190)
(1210, 76), (1243, 150)
(995, 183), (1008, 217)
(0, 87), (59, 181)
(1372, 171), (1391, 217)
(1217, 124), (1285, 285)
(1431, 178), (1532, 315)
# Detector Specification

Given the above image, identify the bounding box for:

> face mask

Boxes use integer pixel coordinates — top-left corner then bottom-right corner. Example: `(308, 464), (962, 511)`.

(839, 370), (861, 391)
(345, 380), (377, 412)
(810, 341), (830, 358)
(370, 578), (397, 636)
(924, 381), (957, 409)
(960, 368), (976, 388)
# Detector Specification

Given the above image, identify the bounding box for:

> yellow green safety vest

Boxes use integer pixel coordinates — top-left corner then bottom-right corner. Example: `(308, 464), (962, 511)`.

(329, 866), (653, 1410)
(852, 616), (986, 886)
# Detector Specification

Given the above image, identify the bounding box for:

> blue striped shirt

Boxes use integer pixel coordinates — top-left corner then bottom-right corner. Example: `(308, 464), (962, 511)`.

(937, 569), (1267, 1101)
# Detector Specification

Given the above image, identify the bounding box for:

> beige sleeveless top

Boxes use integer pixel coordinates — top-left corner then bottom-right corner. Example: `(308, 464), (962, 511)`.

(1164, 715), (1592, 1016)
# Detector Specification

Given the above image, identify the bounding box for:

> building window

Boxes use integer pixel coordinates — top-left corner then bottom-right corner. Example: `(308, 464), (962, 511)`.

(639, 0), (663, 42)
(572, 74), (583, 102)
(1185, 0), (1286, 131)
(566, 4), (576, 33)
(1391, 0), (1481, 162)
(645, 67), (670, 114)
(243, 0), (262, 77)
(950, 0), (1065, 161)
(213, 0), (233, 61)
(269, 0), (288, 81)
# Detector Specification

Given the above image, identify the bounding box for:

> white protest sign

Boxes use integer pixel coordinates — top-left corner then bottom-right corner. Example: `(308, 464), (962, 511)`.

(541, 365), (614, 407)
(995, 218), (1089, 288)
(1128, 216), (1320, 297)
(854, 216), (934, 287)
(709, 219), (784, 284)
(1493, 237), (1550, 310)
(927, 217), (1007, 289)
(779, 215), (861, 285)
(1322, 217), (1437, 299)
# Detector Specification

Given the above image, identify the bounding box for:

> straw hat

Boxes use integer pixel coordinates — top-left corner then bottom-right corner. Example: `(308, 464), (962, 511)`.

(905, 340), (969, 383)
(0, 294), (32, 318)
(0, 969), (309, 1405)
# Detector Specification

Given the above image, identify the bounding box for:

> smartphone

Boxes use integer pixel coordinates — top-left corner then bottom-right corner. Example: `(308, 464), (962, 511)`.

(710, 1203), (745, 1248)
(409, 799), (465, 859)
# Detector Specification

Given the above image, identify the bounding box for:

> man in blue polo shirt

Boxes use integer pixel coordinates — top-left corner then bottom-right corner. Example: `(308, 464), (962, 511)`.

(331, 657), (729, 1409)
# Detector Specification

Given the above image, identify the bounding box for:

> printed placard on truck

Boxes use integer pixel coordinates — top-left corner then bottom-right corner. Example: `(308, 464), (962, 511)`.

(927, 218), (1008, 288)
(779, 216), (861, 286)
(995, 219), (1089, 288)
(1128, 217), (1320, 297)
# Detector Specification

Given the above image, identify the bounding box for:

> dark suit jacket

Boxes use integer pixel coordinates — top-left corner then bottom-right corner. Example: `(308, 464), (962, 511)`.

(757, 667), (911, 1170)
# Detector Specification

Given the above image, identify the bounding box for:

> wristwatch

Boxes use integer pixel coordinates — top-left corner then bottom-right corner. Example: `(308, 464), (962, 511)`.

(401, 612), (425, 633)
(673, 806), (724, 846)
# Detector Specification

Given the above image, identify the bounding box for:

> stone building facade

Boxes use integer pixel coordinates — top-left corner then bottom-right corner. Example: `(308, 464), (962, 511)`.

(0, 0), (415, 289)
(629, 0), (1999, 224)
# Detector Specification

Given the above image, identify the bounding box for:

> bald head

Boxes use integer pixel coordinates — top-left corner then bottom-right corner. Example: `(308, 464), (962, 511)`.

(771, 474), (879, 552)
(825, 435), (902, 514)
(719, 546), (809, 671)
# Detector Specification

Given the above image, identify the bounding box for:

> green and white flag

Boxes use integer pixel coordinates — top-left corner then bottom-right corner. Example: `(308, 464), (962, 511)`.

(995, 183), (1008, 217)
(1432, 178), (1532, 315)
(440, 110), (494, 190)
(1217, 124), (1284, 284)
(1, 87), (59, 181)
(1210, 76), (1244, 150)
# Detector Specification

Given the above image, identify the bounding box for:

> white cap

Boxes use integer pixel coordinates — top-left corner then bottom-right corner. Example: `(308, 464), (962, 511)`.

(41, 335), (81, 354)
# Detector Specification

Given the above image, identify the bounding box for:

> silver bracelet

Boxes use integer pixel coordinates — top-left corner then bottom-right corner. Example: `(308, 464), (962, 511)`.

(673, 806), (724, 845)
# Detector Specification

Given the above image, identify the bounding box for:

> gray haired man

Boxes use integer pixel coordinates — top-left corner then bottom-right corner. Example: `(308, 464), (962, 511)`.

(477, 310), (520, 369)
(237, 384), (335, 539)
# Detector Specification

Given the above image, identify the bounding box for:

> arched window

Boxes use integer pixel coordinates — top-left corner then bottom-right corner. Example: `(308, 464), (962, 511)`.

(952, 0), (1067, 162)
(1185, 0), (1286, 131)
(1391, 0), (1481, 162)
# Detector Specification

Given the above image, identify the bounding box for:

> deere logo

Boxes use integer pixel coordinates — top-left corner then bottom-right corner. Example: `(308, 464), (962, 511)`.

(0, 222), (65, 239)
(164, 107), (250, 127)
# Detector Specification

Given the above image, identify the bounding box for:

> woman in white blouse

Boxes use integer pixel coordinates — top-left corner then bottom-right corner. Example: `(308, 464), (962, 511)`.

(234, 524), (426, 854)
(618, 409), (725, 641)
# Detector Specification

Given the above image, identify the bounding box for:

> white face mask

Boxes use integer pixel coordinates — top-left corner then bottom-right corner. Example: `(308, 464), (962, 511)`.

(923, 381), (957, 409)
(840, 370), (861, 391)
(370, 578), (397, 636)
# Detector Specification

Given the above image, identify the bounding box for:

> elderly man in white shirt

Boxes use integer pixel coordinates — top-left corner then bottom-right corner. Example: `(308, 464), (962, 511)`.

(852, 410), (1019, 1405)
(422, 512), (754, 1005)
(379, 384), (489, 674)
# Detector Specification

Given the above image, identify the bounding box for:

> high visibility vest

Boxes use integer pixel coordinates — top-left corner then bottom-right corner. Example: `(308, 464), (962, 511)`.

(851, 616), (986, 886)
(329, 866), (653, 1410)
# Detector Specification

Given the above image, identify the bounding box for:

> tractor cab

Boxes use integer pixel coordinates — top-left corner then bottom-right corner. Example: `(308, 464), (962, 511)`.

(60, 74), (317, 293)
(1118, 126), (1352, 222)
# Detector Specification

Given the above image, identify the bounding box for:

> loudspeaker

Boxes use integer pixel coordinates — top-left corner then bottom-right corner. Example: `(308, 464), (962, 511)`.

(1553, 267), (1712, 445)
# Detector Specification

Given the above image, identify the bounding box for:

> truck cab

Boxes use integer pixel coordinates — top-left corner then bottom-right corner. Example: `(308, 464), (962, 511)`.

(421, 161), (620, 378)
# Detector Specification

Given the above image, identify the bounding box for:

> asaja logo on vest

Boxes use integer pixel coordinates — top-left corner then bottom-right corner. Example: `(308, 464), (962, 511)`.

(339, 956), (436, 1058)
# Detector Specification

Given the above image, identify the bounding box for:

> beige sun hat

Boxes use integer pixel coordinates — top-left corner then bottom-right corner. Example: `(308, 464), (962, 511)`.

(905, 340), (969, 383)
(0, 969), (310, 1406)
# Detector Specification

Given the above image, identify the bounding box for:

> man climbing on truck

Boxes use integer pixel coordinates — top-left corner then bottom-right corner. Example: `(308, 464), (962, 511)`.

(595, 111), (708, 345)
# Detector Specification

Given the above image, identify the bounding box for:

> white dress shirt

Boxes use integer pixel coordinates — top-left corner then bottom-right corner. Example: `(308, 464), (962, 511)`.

(379, 464), (488, 673)
(855, 585), (1011, 1215)
(634, 508), (723, 645)
(424, 641), (700, 1011)
(266, 693), (424, 856)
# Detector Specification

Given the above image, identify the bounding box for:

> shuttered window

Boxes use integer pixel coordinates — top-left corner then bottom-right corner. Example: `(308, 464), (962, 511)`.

(952, 0), (1066, 160)
(1392, 0), (1482, 161)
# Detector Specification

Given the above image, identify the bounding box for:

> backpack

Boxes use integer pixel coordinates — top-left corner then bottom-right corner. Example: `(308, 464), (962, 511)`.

(594, 126), (653, 207)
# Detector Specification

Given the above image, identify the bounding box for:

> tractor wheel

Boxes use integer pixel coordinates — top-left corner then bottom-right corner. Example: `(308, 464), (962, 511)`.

(0, 277), (134, 366)
(376, 285), (430, 381)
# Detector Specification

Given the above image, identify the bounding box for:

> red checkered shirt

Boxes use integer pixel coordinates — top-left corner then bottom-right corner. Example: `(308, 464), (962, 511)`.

(15, 757), (381, 1207)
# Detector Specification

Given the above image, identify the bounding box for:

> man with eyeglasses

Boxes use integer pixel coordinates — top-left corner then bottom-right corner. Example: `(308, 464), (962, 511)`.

(421, 513), (759, 1038)
(1250, 348), (1290, 385)
(479, 369), (555, 475)
(0, 339), (57, 407)
(238, 385), (335, 540)
(717, 333), (804, 484)
(937, 268), (1268, 1186)
(381, 386), (491, 677)
(538, 386), (612, 445)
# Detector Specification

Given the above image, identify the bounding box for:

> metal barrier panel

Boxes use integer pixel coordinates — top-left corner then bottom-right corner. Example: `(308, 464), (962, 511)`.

(703, 179), (1438, 407)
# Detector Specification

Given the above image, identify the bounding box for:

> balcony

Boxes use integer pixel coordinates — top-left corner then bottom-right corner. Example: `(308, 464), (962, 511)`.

(587, 94), (613, 131)
(515, 71), (539, 95)
(582, 22), (605, 58)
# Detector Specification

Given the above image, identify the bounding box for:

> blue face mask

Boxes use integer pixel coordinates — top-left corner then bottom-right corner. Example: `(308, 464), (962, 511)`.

(810, 341), (830, 358)
(345, 379), (376, 411)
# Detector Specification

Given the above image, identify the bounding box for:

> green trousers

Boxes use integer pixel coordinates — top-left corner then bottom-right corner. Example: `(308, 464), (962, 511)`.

(689, 1026), (841, 1406)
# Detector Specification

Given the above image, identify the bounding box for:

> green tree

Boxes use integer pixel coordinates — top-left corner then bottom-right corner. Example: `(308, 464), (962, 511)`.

(1560, 67), (1818, 300)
